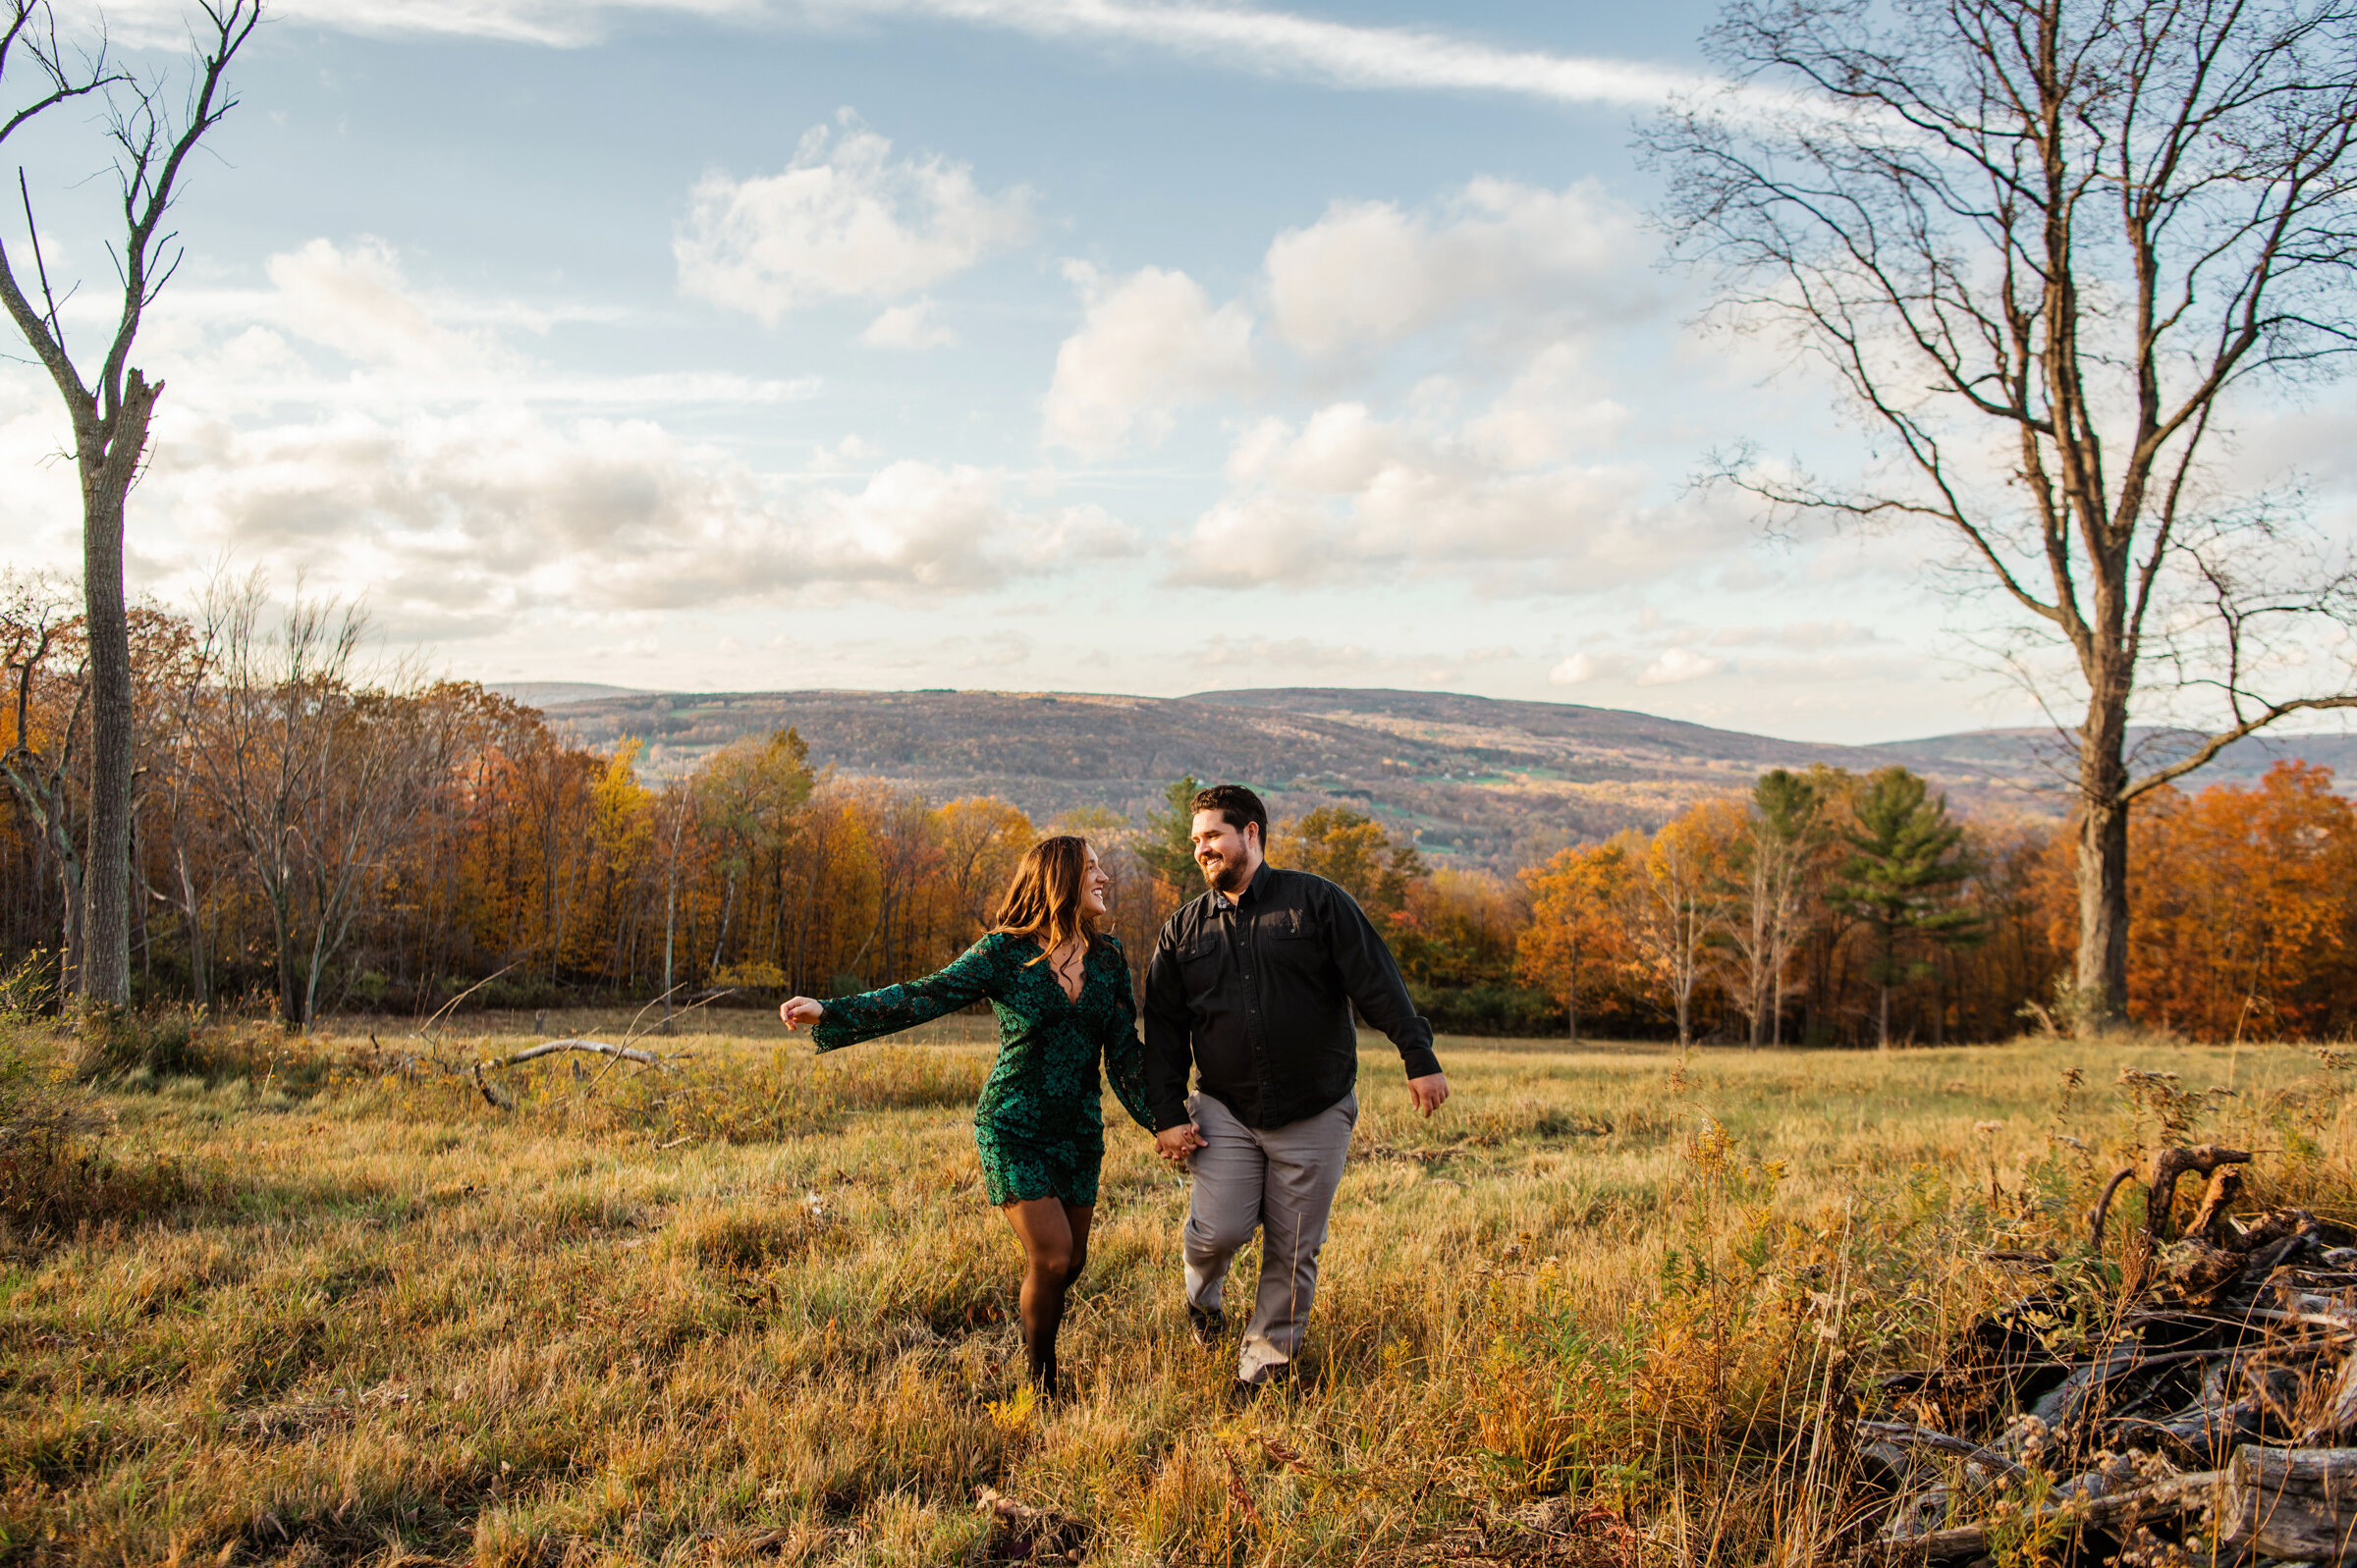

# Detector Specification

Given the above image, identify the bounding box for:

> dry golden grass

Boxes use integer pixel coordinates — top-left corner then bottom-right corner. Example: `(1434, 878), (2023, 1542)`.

(4, 1013), (2354, 1567)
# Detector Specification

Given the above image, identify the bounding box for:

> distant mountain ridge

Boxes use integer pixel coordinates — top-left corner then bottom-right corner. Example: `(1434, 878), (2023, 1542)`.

(511, 684), (2357, 871)
(491, 681), (657, 708)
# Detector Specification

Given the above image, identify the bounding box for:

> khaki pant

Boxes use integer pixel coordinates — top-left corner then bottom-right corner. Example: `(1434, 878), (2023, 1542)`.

(1182, 1089), (1357, 1383)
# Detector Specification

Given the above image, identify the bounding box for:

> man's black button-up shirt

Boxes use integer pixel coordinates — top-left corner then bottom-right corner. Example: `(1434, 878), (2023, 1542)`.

(1142, 863), (1440, 1131)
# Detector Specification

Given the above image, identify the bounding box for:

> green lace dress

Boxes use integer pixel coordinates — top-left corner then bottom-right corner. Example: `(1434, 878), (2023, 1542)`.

(809, 931), (1156, 1206)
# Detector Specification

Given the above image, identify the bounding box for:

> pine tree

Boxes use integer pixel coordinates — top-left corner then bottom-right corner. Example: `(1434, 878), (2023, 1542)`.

(1827, 768), (1981, 1050)
(1137, 776), (1203, 892)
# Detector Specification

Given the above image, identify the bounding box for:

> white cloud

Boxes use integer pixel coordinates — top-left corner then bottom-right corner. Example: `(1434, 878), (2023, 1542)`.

(145, 405), (1138, 618)
(0, 230), (1130, 627)
(1040, 263), (1254, 456)
(862, 297), (959, 350)
(1549, 652), (1615, 685)
(675, 114), (1034, 324)
(1167, 398), (1716, 590)
(1265, 179), (1645, 356)
(1636, 646), (1724, 685)
(262, 238), (492, 373)
(1465, 343), (1631, 467)
(140, 242), (818, 413)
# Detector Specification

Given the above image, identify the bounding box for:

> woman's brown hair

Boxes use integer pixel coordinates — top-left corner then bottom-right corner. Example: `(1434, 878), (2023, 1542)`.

(989, 835), (1099, 962)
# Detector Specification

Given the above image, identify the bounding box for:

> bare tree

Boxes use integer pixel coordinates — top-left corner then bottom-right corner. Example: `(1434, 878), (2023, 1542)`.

(0, 575), (86, 984)
(1625, 802), (1742, 1046)
(1727, 770), (1821, 1047)
(144, 614), (218, 1009)
(191, 581), (458, 1028)
(1655, 0), (2357, 1025)
(0, 0), (259, 1007)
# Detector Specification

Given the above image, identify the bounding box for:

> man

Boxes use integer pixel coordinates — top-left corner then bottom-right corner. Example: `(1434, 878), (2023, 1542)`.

(1143, 783), (1450, 1396)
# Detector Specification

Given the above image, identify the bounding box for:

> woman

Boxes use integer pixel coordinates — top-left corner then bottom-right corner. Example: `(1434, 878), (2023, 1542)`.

(777, 836), (1153, 1398)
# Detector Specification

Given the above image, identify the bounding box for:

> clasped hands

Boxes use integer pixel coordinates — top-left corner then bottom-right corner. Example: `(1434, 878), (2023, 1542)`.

(1155, 1073), (1451, 1166)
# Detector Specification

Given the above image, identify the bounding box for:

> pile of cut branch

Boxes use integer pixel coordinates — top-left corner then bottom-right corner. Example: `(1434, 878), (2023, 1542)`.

(1853, 1145), (2357, 1563)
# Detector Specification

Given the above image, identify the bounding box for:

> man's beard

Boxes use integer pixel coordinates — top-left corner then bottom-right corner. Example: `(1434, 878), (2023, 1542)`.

(1200, 853), (1249, 893)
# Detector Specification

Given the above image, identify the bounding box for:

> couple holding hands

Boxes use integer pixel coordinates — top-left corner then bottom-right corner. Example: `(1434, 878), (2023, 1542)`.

(778, 784), (1450, 1400)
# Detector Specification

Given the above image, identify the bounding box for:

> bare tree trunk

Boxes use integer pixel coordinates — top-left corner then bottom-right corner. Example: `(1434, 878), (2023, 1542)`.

(76, 479), (139, 1006)
(174, 846), (206, 1010)
(0, 6), (257, 1006)
(1566, 942), (1579, 1046)
(2077, 686), (2133, 1026)
(2, 607), (87, 993)
(711, 868), (736, 975)
(662, 851), (679, 1030)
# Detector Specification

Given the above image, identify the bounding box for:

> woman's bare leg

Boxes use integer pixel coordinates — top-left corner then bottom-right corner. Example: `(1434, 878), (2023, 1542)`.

(1003, 1199), (1094, 1395)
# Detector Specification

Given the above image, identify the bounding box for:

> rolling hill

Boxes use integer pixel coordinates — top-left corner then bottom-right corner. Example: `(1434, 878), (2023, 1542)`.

(517, 685), (2357, 870)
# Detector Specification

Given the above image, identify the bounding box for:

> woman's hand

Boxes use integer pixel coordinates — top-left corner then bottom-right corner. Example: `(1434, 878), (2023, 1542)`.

(779, 997), (825, 1030)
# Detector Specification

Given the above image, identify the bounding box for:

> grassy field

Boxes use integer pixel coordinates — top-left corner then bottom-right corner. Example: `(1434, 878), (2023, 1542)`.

(4, 1012), (2354, 1567)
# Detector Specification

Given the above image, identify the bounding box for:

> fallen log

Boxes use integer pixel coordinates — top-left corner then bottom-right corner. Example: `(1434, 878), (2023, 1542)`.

(1859, 1469), (2220, 1562)
(467, 1039), (684, 1110)
(1852, 1421), (2030, 1484)
(470, 1060), (515, 1110)
(1861, 1143), (2357, 1567)
(484, 1039), (671, 1069)
(2309, 1352), (2357, 1444)
(2218, 1446), (2357, 1563)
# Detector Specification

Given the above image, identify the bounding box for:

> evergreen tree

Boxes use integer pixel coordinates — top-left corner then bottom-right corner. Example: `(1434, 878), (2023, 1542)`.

(1137, 776), (1203, 891)
(1827, 767), (1981, 1049)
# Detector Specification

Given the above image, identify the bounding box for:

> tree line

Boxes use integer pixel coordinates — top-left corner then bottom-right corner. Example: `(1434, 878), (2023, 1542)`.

(10, 0), (2355, 1041)
(6, 589), (2355, 1045)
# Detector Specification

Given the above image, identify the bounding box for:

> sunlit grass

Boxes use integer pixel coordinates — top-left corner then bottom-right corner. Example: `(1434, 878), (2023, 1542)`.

(3, 1019), (2351, 1565)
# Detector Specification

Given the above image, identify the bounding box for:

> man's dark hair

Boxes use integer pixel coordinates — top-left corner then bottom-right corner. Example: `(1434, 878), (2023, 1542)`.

(1191, 784), (1267, 844)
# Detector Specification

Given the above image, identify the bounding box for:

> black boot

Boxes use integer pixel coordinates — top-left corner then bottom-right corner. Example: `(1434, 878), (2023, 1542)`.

(1186, 1304), (1227, 1346)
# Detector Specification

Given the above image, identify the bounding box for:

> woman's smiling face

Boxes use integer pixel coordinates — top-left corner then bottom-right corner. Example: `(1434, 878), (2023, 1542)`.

(1078, 844), (1110, 919)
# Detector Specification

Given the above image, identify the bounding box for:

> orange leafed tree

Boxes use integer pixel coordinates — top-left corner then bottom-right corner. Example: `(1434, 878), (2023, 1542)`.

(2128, 762), (2357, 1041)
(1516, 838), (1638, 1044)
(1627, 800), (1750, 1047)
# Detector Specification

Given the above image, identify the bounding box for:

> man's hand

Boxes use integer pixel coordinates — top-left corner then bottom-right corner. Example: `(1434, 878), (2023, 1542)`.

(1156, 1123), (1205, 1164)
(1407, 1072), (1451, 1117)
(779, 998), (825, 1030)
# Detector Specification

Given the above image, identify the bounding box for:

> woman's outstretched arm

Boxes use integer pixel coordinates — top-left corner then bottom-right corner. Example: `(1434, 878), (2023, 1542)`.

(785, 936), (1003, 1054)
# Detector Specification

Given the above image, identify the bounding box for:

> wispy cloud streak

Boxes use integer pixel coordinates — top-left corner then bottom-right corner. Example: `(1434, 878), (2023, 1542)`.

(828, 0), (1713, 108)
(80, 0), (1712, 109)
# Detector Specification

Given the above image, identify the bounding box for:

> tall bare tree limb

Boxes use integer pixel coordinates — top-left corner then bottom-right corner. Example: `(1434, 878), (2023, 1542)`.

(1655, 0), (2357, 1024)
(0, 0), (260, 1007)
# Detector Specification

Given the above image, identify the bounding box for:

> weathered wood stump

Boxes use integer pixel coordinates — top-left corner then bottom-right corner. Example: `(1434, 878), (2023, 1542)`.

(2218, 1446), (2357, 1563)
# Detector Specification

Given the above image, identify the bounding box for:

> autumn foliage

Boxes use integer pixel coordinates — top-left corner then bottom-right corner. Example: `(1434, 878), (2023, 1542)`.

(4, 593), (2351, 1043)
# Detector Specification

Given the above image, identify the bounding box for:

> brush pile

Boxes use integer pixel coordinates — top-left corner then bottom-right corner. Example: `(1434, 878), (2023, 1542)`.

(1858, 1144), (2357, 1563)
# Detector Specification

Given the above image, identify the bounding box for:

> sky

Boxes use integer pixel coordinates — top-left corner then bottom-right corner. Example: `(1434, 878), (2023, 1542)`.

(0, 0), (2348, 745)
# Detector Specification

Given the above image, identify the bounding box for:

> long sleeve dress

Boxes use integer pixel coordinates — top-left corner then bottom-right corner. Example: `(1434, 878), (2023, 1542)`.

(808, 930), (1157, 1206)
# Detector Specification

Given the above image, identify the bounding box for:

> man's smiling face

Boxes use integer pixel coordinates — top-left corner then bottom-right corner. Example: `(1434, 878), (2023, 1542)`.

(1190, 808), (1259, 894)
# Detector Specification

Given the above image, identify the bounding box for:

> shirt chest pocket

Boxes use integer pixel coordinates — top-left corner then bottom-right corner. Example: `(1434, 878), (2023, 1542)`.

(1262, 912), (1324, 974)
(1178, 937), (1227, 1004)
